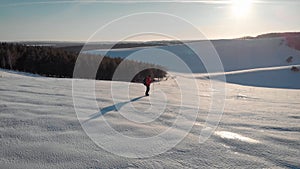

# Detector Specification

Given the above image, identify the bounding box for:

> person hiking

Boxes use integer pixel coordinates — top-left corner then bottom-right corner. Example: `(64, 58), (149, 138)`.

(143, 75), (152, 96)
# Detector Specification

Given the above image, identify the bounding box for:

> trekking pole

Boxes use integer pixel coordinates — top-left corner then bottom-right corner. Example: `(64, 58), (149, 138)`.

(152, 80), (155, 95)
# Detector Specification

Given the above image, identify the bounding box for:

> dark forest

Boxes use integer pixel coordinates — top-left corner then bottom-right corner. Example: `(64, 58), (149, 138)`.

(0, 43), (166, 82)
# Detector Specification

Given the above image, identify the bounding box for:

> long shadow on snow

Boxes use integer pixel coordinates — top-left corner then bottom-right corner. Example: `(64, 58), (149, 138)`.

(83, 96), (145, 123)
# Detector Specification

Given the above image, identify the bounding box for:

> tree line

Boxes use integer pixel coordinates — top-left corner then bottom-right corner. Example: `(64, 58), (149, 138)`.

(0, 43), (166, 82)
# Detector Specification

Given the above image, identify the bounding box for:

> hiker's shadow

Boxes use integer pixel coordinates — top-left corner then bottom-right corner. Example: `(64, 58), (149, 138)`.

(83, 96), (145, 123)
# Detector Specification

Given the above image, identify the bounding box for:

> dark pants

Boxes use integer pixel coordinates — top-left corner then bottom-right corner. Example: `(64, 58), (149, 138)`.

(145, 85), (150, 96)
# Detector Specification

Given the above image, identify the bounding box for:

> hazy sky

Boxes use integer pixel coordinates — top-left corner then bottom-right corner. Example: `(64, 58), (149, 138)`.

(0, 0), (300, 41)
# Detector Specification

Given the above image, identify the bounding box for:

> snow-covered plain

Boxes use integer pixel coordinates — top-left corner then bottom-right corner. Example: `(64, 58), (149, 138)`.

(1, 68), (299, 168)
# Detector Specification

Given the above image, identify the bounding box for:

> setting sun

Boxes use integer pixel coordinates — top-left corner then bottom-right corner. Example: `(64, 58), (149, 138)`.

(232, 0), (253, 17)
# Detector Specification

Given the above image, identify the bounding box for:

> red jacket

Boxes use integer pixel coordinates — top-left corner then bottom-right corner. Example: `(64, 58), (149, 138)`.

(145, 77), (152, 86)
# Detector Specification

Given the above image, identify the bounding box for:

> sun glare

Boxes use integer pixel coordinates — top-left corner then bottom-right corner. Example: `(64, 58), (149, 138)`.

(232, 0), (253, 17)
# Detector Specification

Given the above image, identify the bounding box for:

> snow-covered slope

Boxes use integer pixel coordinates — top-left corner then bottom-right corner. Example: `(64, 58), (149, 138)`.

(86, 37), (300, 89)
(193, 65), (300, 89)
(86, 38), (300, 71)
(213, 38), (300, 71)
(1, 70), (299, 168)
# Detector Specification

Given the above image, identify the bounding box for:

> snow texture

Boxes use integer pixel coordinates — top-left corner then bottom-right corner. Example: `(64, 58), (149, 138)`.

(1, 68), (299, 168)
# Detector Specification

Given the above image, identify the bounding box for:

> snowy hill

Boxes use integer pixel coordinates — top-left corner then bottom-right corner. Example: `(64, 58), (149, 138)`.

(193, 65), (300, 89)
(1, 70), (299, 168)
(213, 38), (300, 71)
(1, 35), (299, 168)
(86, 37), (300, 89)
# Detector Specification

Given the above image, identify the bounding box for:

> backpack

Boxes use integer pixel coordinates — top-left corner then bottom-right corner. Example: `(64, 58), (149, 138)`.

(143, 78), (147, 86)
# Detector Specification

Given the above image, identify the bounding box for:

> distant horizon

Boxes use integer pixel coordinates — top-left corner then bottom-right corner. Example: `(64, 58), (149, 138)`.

(1, 31), (299, 43)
